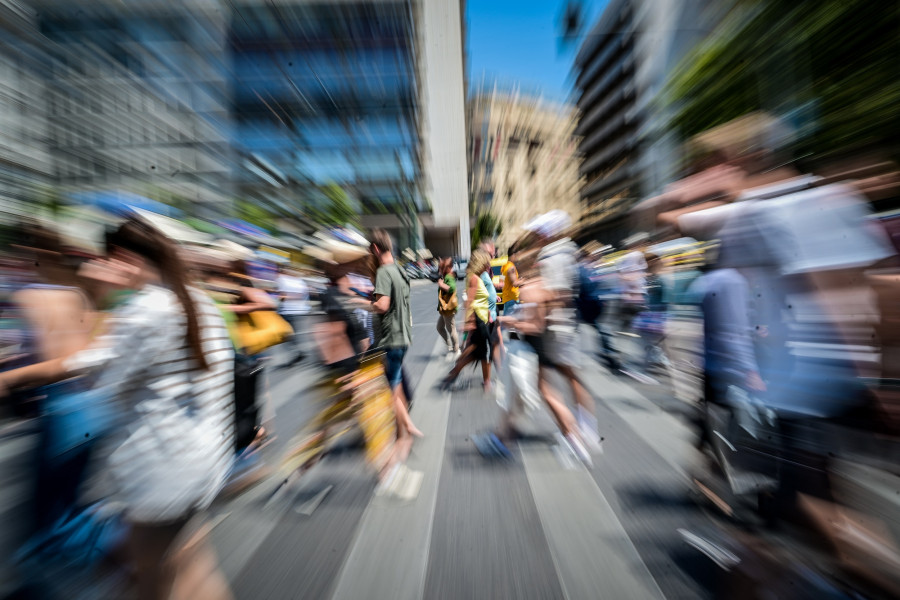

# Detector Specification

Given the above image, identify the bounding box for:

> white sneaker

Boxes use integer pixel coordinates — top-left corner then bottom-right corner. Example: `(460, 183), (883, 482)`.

(577, 407), (602, 454)
(566, 432), (594, 467)
(554, 433), (580, 469)
(375, 463), (402, 497)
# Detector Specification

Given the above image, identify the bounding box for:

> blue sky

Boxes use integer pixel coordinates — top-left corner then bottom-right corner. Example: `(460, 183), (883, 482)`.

(466, 0), (608, 104)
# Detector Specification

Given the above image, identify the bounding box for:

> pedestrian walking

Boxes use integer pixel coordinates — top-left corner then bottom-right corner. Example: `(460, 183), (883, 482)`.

(440, 249), (494, 393)
(436, 257), (460, 358)
(276, 265), (310, 366)
(526, 210), (602, 463)
(278, 232), (397, 486)
(1, 225), (126, 597)
(1, 217), (236, 600)
(501, 243), (521, 314)
(202, 249), (285, 455)
(479, 240), (504, 366)
(484, 248), (583, 459)
(370, 229), (422, 462)
(638, 252), (672, 370)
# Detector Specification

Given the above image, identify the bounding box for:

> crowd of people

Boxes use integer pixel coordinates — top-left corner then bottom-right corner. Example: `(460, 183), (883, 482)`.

(0, 218), (435, 598)
(2, 146), (900, 597)
(422, 136), (900, 596)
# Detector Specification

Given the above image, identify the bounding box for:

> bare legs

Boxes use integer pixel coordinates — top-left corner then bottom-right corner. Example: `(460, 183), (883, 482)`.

(555, 365), (595, 416)
(392, 383), (423, 462)
(481, 360), (492, 394)
(442, 343), (491, 390)
(130, 520), (232, 600)
(537, 366), (577, 435)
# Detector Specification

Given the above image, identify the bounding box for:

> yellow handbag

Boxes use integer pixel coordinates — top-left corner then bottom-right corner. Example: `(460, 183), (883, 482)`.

(438, 289), (458, 314)
(235, 310), (294, 355)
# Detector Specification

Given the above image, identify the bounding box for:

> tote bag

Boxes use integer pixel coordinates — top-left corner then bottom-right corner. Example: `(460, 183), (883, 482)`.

(236, 310), (293, 355)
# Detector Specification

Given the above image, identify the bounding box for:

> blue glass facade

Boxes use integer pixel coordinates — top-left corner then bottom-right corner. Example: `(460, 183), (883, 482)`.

(29, 3), (233, 211)
(230, 1), (423, 221)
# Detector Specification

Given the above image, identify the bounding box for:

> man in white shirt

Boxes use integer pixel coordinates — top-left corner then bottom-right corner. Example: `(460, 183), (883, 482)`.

(277, 266), (310, 366)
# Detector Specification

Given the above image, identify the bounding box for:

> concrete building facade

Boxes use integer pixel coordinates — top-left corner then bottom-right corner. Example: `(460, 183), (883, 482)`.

(572, 0), (718, 245)
(468, 88), (582, 251)
(417, 0), (470, 258)
(0, 0), (470, 255)
(36, 0), (233, 214)
(230, 0), (469, 257)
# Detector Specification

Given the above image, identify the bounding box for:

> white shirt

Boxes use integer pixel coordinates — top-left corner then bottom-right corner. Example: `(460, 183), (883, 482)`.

(618, 251), (647, 298)
(67, 285), (234, 523)
(277, 274), (310, 316)
(538, 238), (578, 293)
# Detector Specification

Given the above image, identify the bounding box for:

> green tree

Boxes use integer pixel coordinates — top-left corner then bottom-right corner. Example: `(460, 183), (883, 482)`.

(663, 0), (900, 163)
(237, 199), (276, 232)
(308, 182), (360, 228)
(33, 185), (63, 217)
(471, 211), (503, 249)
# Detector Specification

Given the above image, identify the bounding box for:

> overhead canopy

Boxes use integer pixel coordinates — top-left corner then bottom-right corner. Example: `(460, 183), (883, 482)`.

(132, 208), (212, 246)
(69, 190), (182, 219)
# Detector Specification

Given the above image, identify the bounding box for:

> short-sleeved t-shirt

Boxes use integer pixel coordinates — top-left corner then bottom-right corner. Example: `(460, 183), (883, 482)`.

(373, 263), (412, 348)
(442, 273), (457, 295)
(321, 286), (368, 357)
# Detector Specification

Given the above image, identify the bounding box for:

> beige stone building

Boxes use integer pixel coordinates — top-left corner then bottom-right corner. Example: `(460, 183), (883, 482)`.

(468, 89), (582, 251)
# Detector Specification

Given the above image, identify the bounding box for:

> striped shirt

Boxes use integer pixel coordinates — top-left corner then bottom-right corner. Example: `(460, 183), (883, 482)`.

(66, 284), (235, 523)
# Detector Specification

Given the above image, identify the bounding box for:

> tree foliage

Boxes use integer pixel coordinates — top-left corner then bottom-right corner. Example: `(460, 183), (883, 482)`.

(308, 182), (360, 229)
(237, 199), (276, 232)
(471, 211), (503, 249)
(664, 0), (900, 162)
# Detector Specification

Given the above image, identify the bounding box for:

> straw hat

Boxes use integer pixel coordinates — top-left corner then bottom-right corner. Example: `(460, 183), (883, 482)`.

(305, 228), (371, 265)
(214, 239), (254, 262)
(329, 240), (370, 264)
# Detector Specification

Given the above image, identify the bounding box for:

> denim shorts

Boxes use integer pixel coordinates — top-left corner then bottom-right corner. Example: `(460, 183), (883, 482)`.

(384, 347), (407, 389)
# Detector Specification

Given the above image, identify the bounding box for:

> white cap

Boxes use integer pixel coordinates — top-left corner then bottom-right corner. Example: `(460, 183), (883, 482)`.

(522, 210), (572, 238)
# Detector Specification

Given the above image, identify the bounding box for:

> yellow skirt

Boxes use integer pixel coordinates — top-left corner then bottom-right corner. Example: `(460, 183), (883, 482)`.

(280, 354), (396, 477)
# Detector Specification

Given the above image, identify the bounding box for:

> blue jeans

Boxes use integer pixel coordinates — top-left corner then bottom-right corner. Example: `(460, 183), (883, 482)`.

(384, 347), (407, 389)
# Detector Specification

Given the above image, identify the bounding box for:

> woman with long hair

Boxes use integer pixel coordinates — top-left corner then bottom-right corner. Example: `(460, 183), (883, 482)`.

(435, 257), (460, 358)
(440, 249), (494, 392)
(1, 217), (235, 600)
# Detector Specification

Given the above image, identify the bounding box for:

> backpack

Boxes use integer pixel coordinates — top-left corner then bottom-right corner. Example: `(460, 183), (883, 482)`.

(575, 262), (603, 323)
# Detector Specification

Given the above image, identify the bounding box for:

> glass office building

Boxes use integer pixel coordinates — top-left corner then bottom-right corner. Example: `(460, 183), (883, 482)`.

(230, 1), (423, 246)
(1, 0), (469, 252)
(30, 1), (233, 213)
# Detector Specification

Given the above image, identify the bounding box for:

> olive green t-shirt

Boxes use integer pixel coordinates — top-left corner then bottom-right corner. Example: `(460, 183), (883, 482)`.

(374, 263), (412, 348)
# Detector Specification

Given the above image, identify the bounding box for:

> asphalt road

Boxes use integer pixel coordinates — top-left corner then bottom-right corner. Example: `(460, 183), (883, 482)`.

(212, 281), (715, 600)
(0, 280), (716, 599)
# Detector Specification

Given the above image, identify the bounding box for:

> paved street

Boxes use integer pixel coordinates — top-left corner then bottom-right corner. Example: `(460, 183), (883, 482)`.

(209, 282), (714, 600)
(1, 281), (716, 599)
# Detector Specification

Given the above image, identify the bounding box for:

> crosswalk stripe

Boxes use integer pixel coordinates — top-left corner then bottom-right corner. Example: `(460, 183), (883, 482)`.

(329, 336), (450, 600)
(581, 363), (701, 479)
(576, 322), (701, 478)
(521, 445), (665, 600)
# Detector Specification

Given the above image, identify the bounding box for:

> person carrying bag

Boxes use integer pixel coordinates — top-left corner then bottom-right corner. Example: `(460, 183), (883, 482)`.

(215, 270), (290, 452)
(436, 257), (460, 358)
